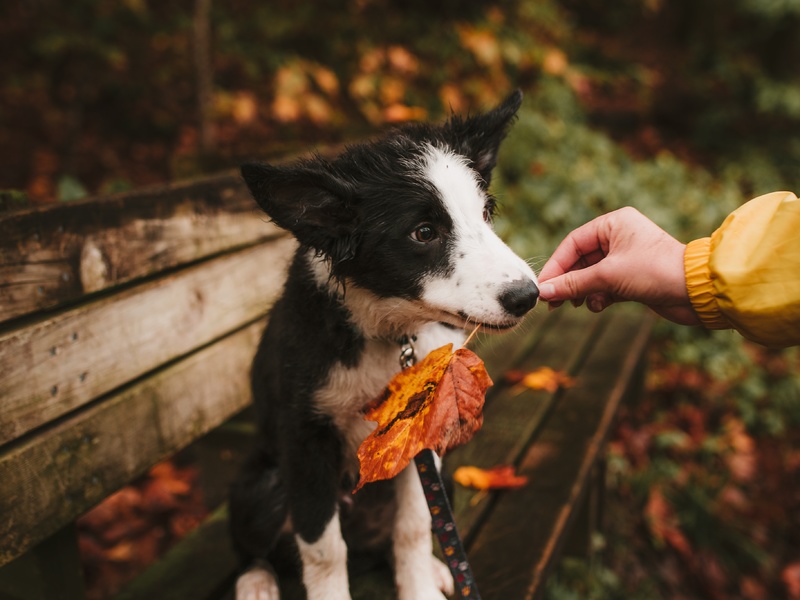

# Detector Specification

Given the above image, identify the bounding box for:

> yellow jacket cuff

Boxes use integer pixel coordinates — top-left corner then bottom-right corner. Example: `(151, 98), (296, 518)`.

(684, 237), (730, 330)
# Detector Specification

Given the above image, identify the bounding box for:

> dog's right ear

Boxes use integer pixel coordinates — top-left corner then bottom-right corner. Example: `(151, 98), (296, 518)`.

(241, 161), (357, 261)
(444, 89), (523, 188)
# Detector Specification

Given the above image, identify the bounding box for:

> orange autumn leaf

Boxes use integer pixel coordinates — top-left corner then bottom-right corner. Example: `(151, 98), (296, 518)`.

(645, 487), (692, 558)
(383, 104), (428, 123)
(505, 366), (575, 392)
(782, 562), (800, 599)
(453, 465), (528, 490)
(355, 344), (492, 492)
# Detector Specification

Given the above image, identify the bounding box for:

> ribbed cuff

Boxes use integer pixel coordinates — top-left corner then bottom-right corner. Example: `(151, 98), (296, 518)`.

(684, 237), (730, 330)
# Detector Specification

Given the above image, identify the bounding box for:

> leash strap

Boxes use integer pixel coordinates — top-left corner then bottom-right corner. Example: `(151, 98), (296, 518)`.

(415, 449), (481, 599)
(399, 334), (481, 598)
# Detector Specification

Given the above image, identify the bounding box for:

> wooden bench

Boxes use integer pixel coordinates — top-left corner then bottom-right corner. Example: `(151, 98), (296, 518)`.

(0, 172), (653, 600)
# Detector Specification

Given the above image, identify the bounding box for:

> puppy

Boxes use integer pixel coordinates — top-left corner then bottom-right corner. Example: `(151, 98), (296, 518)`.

(229, 90), (539, 600)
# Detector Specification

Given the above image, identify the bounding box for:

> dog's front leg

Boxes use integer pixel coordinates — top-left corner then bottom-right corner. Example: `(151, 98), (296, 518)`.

(286, 420), (351, 600)
(295, 508), (350, 600)
(392, 460), (454, 600)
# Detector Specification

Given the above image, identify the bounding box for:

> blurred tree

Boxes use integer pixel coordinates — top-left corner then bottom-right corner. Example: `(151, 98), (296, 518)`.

(194, 0), (214, 155)
(560, 0), (800, 191)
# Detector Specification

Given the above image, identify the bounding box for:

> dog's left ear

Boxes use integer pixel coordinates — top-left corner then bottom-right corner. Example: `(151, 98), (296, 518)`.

(241, 161), (358, 265)
(444, 89), (523, 187)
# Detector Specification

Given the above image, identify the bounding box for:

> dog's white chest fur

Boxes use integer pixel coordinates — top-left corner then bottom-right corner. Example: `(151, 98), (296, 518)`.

(313, 322), (467, 465)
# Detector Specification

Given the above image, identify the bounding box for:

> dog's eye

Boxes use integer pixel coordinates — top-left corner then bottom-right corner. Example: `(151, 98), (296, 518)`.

(410, 224), (438, 243)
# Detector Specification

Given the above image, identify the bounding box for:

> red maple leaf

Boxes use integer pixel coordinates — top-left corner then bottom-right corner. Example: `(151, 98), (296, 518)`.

(355, 344), (492, 492)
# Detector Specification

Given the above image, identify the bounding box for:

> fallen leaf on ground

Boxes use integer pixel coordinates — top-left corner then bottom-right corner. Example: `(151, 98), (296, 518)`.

(355, 344), (492, 492)
(645, 486), (693, 558)
(453, 465), (528, 490)
(783, 562), (800, 599)
(505, 366), (575, 392)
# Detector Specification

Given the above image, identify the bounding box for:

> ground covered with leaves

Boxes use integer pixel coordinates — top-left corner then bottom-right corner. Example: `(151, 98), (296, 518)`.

(4, 0), (800, 598)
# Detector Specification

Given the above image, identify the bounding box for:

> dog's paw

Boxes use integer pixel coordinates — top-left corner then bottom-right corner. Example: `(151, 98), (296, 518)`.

(397, 561), (452, 600)
(395, 555), (455, 600)
(431, 556), (455, 596)
(236, 566), (280, 600)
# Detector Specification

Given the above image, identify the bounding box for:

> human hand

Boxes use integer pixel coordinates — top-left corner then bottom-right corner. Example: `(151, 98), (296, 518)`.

(537, 207), (701, 326)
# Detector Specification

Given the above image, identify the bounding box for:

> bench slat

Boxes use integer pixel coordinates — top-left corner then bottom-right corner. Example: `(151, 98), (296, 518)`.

(0, 320), (265, 567)
(0, 237), (295, 447)
(0, 173), (279, 324)
(464, 309), (653, 600)
(445, 308), (605, 541)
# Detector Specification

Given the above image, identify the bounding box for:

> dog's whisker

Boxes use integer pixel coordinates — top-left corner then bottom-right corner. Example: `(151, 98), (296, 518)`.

(525, 256), (548, 272)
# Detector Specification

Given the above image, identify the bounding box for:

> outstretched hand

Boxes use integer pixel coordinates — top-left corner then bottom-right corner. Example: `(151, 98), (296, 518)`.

(537, 207), (701, 326)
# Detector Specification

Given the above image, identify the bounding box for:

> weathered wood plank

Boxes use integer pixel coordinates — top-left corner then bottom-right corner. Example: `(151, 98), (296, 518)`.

(464, 309), (653, 600)
(0, 236), (295, 447)
(0, 172), (281, 324)
(444, 308), (605, 541)
(0, 320), (265, 568)
(472, 306), (553, 378)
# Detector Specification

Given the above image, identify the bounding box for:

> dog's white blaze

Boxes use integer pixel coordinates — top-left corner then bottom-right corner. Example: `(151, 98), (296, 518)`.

(419, 145), (537, 325)
(296, 510), (351, 600)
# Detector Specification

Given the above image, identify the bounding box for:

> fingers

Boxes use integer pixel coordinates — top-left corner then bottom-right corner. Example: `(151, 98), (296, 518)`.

(538, 219), (611, 281)
(545, 291), (614, 314)
(538, 265), (607, 304)
(586, 292), (613, 313)
(537, 207), (696, 325)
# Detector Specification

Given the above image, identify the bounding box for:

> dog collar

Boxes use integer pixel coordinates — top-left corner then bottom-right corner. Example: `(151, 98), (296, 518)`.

(398, 334), (417, 369)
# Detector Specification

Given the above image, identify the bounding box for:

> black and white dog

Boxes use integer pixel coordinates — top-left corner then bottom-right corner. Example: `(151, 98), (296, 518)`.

(230, 90), (539, 600)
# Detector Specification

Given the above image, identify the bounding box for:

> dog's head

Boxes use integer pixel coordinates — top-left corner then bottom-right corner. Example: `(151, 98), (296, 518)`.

(242, 90), (538, 332)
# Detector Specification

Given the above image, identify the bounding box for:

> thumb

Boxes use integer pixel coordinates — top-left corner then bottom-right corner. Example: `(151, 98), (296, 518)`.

(538, 267), (604, 303)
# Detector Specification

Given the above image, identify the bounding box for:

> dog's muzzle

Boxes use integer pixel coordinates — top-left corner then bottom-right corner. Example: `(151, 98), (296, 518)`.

(499, 279), (540, 318)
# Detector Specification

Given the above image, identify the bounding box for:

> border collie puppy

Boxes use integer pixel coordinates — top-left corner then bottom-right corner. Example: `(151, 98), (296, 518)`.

(230, 90), (539, 600)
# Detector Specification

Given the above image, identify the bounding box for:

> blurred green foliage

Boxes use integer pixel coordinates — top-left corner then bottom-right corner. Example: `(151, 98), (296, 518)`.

(561, 0), (800, 192)
(493, 77), (744, 261)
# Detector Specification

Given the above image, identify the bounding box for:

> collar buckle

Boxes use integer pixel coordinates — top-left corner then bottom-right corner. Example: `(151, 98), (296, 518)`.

(399, 334), (417, 369)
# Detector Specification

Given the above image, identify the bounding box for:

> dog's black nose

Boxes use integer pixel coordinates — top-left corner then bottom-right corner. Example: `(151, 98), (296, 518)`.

(499, 279), (540, 318)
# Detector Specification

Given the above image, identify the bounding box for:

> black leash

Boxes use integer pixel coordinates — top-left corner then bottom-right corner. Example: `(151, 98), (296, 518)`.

(399, 335), (481, 599)
(415, 449), (481, 599)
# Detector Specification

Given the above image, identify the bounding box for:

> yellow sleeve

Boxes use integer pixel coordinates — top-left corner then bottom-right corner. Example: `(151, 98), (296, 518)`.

(684, 191), (800, 348)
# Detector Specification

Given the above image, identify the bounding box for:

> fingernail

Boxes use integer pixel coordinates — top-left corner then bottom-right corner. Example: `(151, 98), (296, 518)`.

(588, 297), (604, 313)
(539, 283), (555, 299)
